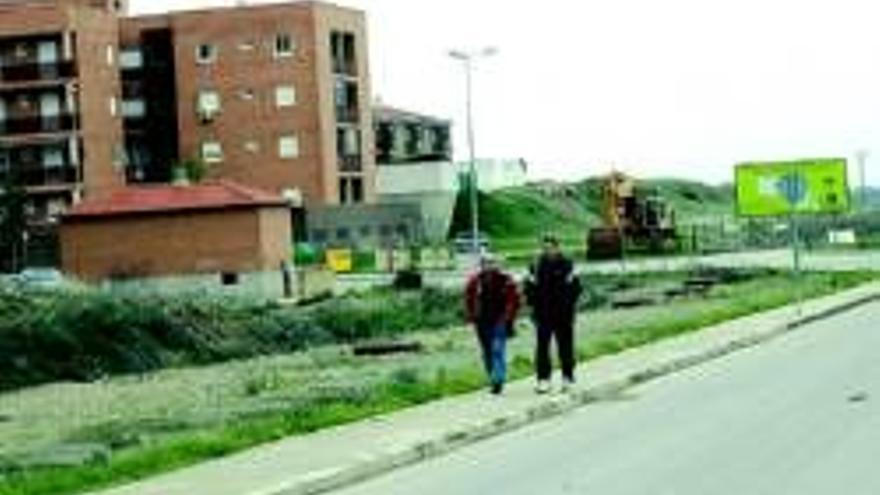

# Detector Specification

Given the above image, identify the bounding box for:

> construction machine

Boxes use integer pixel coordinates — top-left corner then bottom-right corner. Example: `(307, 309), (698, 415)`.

(587, 172), (678, 260)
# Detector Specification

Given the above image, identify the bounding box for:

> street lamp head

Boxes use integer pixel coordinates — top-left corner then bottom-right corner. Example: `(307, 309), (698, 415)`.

(448, 50), (469, 61)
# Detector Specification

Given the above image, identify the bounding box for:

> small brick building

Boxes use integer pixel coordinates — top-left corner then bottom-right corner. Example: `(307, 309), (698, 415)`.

(60, 181), (292, 296)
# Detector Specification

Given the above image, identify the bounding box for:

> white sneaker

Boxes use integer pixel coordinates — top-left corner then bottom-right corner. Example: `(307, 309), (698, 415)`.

(536, 380), (551, 394)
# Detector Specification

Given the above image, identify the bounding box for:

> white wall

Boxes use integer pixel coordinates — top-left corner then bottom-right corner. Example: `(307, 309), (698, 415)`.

(376, 161), (458, 243)
(376, 160), (458, 194)
(459, 158), (529, 191)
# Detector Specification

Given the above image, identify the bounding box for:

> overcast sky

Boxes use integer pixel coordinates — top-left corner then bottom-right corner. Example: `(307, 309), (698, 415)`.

(132, 0), (880, 185)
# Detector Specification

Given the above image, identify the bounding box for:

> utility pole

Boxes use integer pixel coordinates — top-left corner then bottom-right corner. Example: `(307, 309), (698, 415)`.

(448, 47), (497, 256)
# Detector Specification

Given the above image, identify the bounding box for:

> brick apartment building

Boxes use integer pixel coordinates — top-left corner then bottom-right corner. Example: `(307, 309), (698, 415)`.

(119, 1), (375, 207)
(1, 0), (374, 224)
(0, 0), (127, 221)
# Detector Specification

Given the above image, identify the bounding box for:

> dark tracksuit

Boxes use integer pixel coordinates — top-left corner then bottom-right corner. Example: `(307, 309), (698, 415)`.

(465, 269), (520, 388)
(525, 254), (582, 381)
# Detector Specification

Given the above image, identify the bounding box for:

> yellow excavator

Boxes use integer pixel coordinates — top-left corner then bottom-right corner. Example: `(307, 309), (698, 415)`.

(587, 172), (679, 260)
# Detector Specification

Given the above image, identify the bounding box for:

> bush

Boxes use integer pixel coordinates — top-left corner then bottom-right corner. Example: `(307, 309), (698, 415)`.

(0, 285), (465, 392)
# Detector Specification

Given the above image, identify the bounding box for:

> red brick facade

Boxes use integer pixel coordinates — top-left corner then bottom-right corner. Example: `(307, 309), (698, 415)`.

(60, 182), (292, 281)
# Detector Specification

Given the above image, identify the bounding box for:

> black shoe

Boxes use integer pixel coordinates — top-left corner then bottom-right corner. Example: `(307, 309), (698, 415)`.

(491, 383), (504, 395)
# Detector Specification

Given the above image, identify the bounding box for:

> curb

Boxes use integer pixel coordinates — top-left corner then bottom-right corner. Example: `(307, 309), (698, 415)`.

(268, 289), (880, 495)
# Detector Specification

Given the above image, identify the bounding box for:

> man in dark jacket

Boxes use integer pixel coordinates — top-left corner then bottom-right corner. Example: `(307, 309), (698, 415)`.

(465, 255), (521, 395)
(525, 235), (582, 393)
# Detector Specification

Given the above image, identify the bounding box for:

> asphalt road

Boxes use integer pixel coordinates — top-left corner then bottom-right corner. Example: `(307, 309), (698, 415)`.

(336, 249), (880, 293)
(329, 301), (880, 495)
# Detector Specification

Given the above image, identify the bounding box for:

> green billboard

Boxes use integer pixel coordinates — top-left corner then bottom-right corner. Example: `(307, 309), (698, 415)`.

(735, 158), (850, 217)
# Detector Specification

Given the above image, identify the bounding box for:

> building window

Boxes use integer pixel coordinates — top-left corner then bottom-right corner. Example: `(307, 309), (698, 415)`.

(351, 177), (364, 203)
(122, 99), (146, 118)
(196, 43), (217, 64)
(275, 85), (297, 108)
(0, 149), (9, 172)
(197, 90), (221, 122)
(274, 34), (295, 58)
(201, 141), (224, 163)
(339, 178), (349, 204)
(312, 229), (328, 243)
(331, 31), (357, 75)
(221, 272), (240, 286)
(359, 225), (372, 238)
(337, 127), (360, 157)
(36, 40), (58, 65)
(42, 146), (65, 168)
(336, 227), (350, 242)
(119, 47), (143, 70)
(278, 135), (299, 159)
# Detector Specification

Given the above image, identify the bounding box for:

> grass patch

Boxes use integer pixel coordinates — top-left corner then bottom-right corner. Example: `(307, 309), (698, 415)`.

(449, 178), (733, 245)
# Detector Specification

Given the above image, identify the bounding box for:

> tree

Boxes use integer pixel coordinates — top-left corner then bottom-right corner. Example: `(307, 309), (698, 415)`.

(0, 172), (28, 273)
(449, 170), (484, 238)
(170, 157), (210, 184)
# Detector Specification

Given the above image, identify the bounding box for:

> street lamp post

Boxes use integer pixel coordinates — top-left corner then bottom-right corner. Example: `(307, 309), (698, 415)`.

(449, 47), (497, 256)
(856, 149), (869, 212)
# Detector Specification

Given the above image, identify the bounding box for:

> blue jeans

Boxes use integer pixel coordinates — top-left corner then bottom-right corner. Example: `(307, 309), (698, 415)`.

(477, 322), (508, 386)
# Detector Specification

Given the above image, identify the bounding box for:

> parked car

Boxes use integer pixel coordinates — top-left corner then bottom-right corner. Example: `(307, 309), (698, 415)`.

(453, 232), (491, 254)
(2, 268), (66, 290)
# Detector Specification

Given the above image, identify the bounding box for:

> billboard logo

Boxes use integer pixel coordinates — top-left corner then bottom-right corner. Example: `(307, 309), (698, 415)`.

(776, 173), (808, 206)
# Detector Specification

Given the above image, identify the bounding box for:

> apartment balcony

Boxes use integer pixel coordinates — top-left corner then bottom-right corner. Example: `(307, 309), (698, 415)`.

(0, 166), (78, 189)
(332, 58), (357, 77)
(0, 113), (78, 139)
(0, 61), (76, 88)
(335, 106), (360, 124)
(339, 154), (362, 172)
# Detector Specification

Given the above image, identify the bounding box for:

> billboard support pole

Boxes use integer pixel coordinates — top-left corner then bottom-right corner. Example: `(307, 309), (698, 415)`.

(790, 212), (803, 317)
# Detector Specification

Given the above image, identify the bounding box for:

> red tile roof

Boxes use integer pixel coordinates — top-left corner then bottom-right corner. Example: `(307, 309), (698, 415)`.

(64, 181), (288, 219)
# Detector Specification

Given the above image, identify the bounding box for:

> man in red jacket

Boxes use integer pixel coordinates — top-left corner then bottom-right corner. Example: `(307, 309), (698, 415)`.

(465, 255), (520, 395)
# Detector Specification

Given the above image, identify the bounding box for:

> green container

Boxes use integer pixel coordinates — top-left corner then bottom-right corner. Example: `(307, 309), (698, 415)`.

(294, 243), (322, 266)
(352, 250), (377, 273)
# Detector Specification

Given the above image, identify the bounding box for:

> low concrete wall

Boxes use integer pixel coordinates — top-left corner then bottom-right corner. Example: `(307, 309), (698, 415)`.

(99, 268), (337, 302)
(295, 267), (336, 302)
(99, 270), (288, 299)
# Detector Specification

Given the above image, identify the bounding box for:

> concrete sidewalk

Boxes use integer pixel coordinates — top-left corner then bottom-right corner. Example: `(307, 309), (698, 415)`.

(92, 281), (880, 495)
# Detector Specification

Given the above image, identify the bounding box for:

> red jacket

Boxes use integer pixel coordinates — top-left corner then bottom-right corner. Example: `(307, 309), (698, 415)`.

(465, 269), (521, 326)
